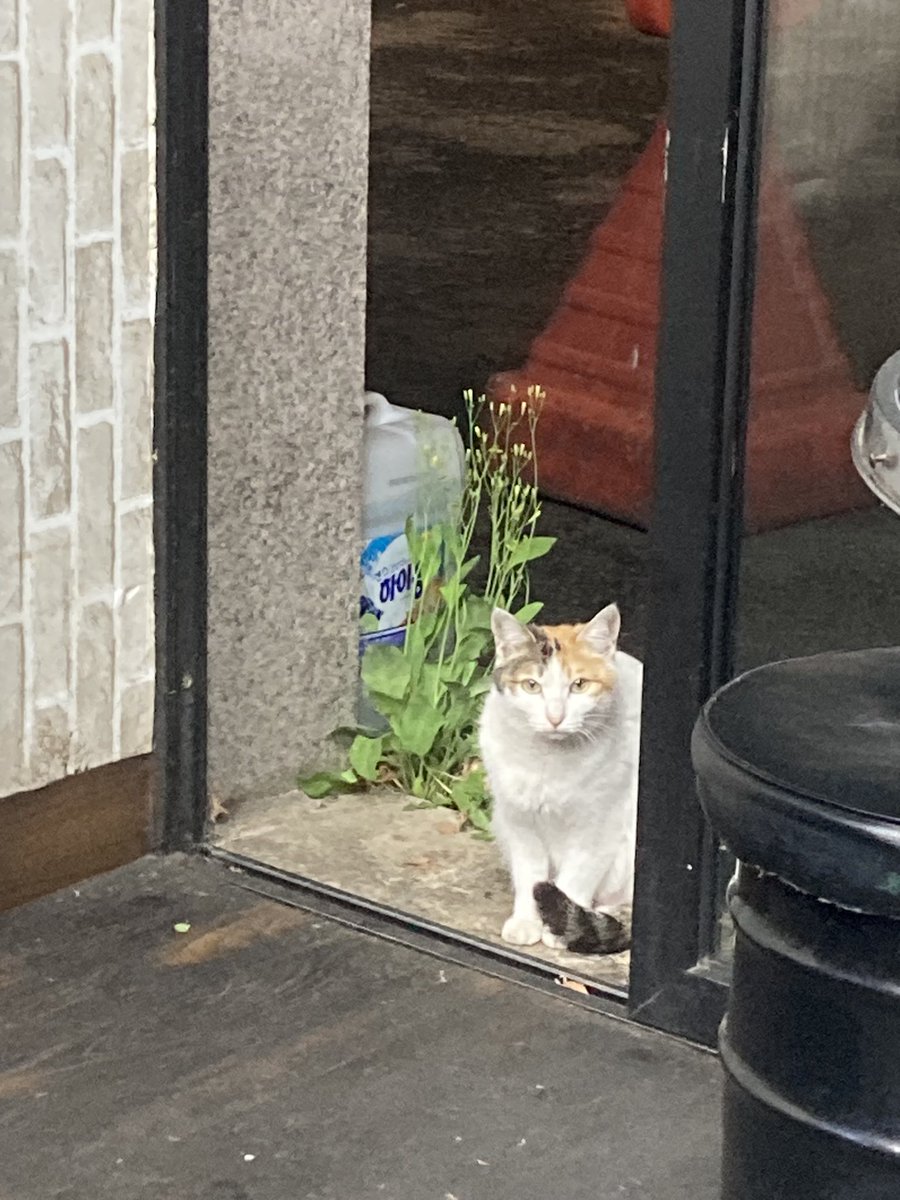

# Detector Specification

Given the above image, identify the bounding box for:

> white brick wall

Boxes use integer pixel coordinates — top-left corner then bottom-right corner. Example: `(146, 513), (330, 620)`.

(0, 0), (155, 797)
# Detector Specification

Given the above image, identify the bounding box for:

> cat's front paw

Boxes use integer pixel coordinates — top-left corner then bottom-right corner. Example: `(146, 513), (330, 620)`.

(502, 914), (543, 946)
(541, 929), (568, 950)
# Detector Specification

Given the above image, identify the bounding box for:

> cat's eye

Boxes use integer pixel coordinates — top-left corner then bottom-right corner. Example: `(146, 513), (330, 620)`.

(521, 678), (542, 694)
(571, 678), (588, 693)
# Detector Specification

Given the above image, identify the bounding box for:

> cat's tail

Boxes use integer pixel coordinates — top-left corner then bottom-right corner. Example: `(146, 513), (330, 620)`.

(533, 882), (631, 955)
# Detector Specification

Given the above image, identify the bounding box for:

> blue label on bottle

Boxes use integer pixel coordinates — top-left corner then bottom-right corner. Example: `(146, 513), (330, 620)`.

(359, 532), (423, 654)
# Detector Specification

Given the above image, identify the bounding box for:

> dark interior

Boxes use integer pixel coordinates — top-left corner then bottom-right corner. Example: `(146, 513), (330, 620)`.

(365, 0), (900, 666)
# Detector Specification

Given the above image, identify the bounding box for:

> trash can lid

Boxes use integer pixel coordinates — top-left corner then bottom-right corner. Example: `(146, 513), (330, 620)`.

(693, 648), (900, 916)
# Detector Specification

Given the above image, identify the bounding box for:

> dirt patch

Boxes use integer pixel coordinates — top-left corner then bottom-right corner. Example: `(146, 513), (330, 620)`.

(216, 790), (630, 991)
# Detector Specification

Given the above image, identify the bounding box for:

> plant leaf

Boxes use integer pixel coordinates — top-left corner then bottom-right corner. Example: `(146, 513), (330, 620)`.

(439, 576), (467, 607)
(411, 612), (439, 643)
(457, 659), (477, 686)
(466, 804), (492, 833)
(361, 643), (411, 701)
(348, 735), (383, 781)
(453, 630), (491, 662)
(448, 767), (490, 829)
(507, 535), (556, 567)
(468, 672), (493, 697)
(514, 600), (544, 623)
(298, 771), (345, 799)
(390, 700), (444, 758)
(464, 595), (493, 631)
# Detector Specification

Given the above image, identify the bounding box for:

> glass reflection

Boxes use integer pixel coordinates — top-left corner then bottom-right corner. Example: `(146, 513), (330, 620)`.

(714, 0), (900, 967)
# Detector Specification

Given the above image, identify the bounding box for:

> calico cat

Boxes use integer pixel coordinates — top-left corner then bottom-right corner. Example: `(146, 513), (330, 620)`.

(478, 604), (642, 955)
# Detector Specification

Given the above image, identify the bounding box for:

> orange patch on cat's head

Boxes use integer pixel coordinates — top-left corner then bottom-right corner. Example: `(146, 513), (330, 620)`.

(536, 623), (617, 693)
(490, 603), (622, 693)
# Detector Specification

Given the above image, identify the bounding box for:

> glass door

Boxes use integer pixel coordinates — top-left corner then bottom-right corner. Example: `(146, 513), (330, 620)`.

(630, 0), (900, 1044)
(721, 0), (900, 963)
(739, 0), (900, 672)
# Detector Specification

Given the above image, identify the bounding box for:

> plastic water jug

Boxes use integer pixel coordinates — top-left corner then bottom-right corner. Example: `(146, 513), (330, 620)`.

(359, 392), (465, 723)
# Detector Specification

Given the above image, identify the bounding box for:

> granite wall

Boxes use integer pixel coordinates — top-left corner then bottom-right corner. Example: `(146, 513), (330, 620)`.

(207, 0), (370, 800)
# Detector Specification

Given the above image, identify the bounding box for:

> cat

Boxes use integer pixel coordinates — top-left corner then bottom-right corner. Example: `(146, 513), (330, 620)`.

(478, 603), (642, 955)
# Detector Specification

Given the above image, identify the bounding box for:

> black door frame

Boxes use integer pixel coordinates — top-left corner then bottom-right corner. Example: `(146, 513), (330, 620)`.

(628, 0), (768, 1044)
(153, 0), (209, 851)
(153, 0), (768, 1047)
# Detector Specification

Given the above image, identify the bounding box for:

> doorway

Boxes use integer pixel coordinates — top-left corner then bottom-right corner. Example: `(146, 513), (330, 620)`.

(157, 0), (881, 1047)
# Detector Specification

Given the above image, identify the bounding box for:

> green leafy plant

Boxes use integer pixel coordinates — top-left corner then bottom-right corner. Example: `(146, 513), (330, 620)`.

(299, 388), (554, 832)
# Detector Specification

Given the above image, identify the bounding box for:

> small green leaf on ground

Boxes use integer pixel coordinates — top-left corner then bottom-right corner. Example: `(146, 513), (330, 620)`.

(298, 771), (344, 799)
(348, 734), (384, 782)
(173, 922), (191, 934)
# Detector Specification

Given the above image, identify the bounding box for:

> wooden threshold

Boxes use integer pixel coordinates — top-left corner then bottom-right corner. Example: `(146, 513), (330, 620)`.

(0, 755), (156, 913)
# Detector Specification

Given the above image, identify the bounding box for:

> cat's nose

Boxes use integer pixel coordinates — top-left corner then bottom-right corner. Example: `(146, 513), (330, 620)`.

(547, 712), (564, 728)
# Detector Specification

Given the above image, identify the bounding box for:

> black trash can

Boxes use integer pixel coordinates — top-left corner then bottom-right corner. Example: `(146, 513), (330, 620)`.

(692, 648), (900, 1200)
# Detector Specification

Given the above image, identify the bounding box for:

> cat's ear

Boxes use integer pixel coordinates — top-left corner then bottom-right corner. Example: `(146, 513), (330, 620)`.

(491, 608), (534, 660)
(578, 603), (620, 657)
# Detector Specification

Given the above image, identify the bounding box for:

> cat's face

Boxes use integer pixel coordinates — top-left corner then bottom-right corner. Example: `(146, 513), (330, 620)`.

(490, 605), (621, 738)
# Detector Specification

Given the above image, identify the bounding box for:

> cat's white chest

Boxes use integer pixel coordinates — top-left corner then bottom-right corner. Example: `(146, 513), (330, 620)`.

(478, 665), (641, 878)
(480, 691), (627, 819)
(485, 745), (596, 814)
